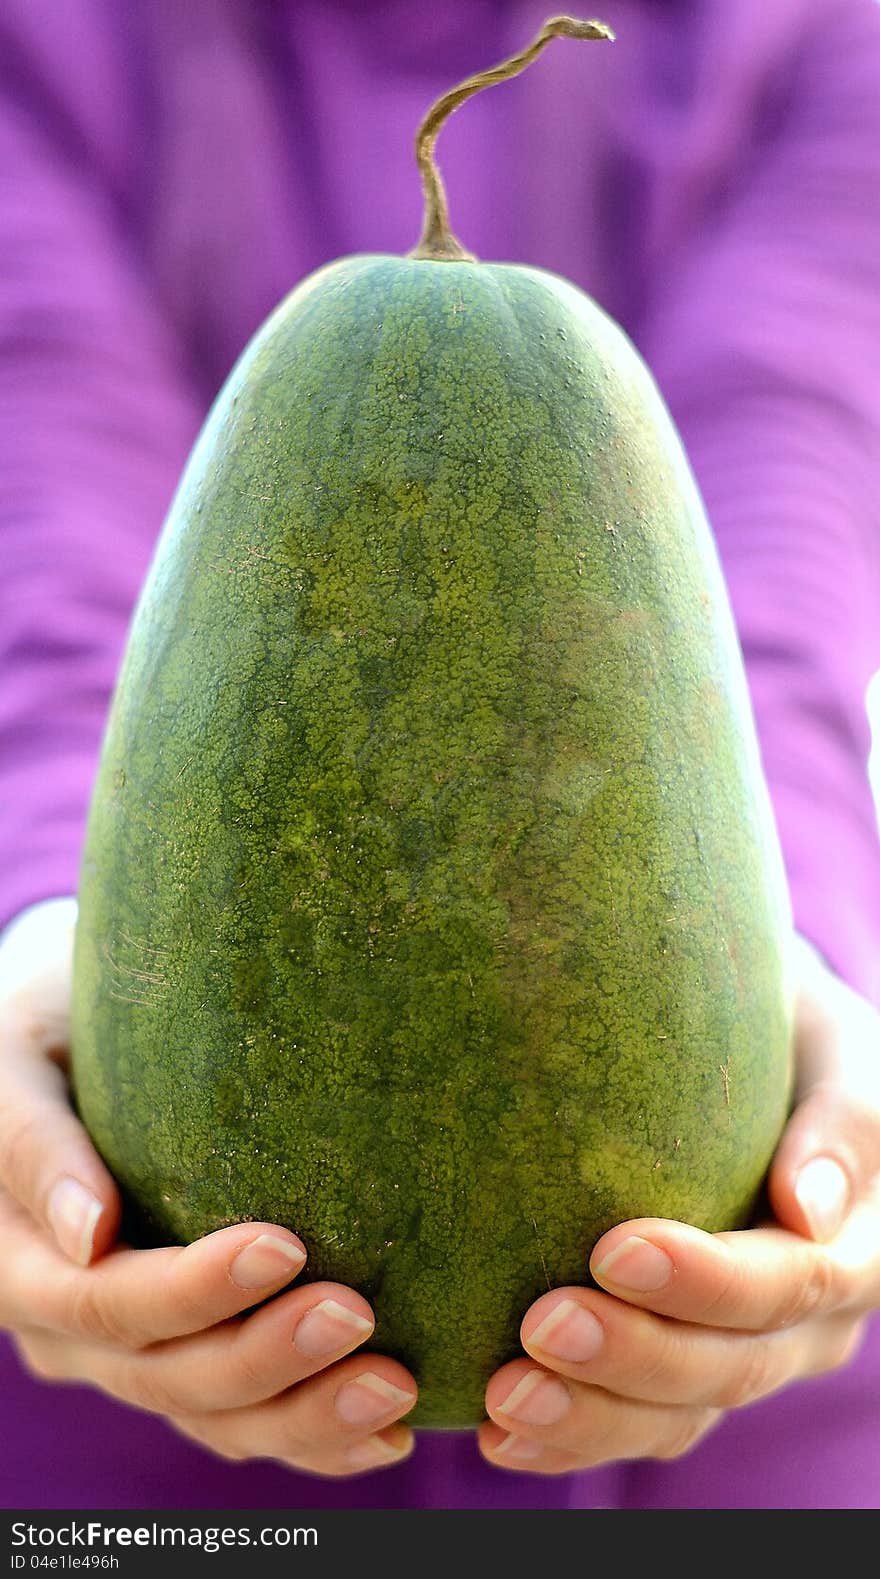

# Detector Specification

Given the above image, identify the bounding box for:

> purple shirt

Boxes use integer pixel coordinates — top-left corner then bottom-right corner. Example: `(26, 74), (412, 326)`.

(2, 0), (880, 1509)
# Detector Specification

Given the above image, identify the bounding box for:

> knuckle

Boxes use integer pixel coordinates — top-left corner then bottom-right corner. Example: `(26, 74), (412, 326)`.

(273, 1419), (310, 1460)
(14, 1334), (67, 1385)
(716, 1341), (782, 1409)
(67, 1278), (135, 1348)
(629, 1324), (690, 1394)
(0, 1108), (42, 1199)
(816, 1319), (866, 1377)
(232, 1341), (274, 1398)
(562, 1409), (620, 1470)
(697, 1254), (751, 1324)
(770, 1253), (837, 1328)
(832, 1256), (866, 1315)
(122, 1362), (185, 1418)
(655, 1409), (718, 1462)
(169, 1416), (249, 1463)
(163, 1273), (209, 1336)
(299, 1455), (363, 1480)
(206, 1441), (249, 1464)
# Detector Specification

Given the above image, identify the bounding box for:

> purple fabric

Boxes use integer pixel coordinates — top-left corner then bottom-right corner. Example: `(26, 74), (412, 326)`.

(2, 0), (880, 1509)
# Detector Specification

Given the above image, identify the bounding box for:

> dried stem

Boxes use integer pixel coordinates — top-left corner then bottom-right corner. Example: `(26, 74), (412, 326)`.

(408, 16), (614, 263)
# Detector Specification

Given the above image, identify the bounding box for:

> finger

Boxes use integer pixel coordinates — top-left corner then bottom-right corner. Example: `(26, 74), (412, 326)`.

(769, 963), (880, 1242)
(0, 1191), (309, 1345)
(14, 1282), (384, 1415)
(0, 1000), (120, 1265)
(478, 1422), (582, 1476)
(171, 1414), (415, 1479)
(516, 1287), (865, 1406)
(203, 1349), (418, 1449)
(166, 1354), (418, 1474)
(770, 1089), (880, 1244)
(587, 1215), (869, 1330)
(480, 1364), (718, 1472)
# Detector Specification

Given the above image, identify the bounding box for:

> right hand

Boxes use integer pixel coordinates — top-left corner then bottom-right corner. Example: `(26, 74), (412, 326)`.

(0, 898), (417, 1477)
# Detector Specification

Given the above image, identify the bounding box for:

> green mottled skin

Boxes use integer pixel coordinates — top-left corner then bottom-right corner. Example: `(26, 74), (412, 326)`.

(71, 256), (794, 1428)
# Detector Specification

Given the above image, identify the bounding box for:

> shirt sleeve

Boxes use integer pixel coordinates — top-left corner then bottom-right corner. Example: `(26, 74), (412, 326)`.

(0, 34), (203, 930)
(639, 0), (880, 1004)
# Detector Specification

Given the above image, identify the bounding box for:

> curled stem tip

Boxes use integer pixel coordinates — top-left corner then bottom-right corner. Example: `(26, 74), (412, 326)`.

(408, 16), (615, 263)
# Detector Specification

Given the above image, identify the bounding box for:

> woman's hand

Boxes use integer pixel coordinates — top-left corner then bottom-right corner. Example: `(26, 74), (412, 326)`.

(480, 935), (880, 1473)
(0, 898), (416, 1478)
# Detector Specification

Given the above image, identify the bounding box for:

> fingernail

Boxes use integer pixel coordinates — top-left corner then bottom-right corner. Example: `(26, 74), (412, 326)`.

(527, 1299), (604, 1363)
(497, 1370), (570, 1425)
(794, 1156), (850, 1242)
(335, 1372), (416, 1427)
(345, 1435), (410, 1470)
(495, 1433), (545, 1462)
(594, 1235), (673, 1292)
(230, 1233), (306, 1290)
(47, 1177), (103, 1266)
(294, 1298), (374, 1357)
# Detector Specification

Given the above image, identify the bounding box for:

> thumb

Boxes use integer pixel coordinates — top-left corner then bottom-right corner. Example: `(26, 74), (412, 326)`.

(0, 898), (121, 1264)
(769, 937), (880, 1244)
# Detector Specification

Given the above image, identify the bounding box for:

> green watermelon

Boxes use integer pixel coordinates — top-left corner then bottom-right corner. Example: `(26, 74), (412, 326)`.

(71, 18), (793, 1428)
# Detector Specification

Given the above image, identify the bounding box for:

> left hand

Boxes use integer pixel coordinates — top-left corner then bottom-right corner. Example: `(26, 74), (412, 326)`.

(479, 935), (880, 1474)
